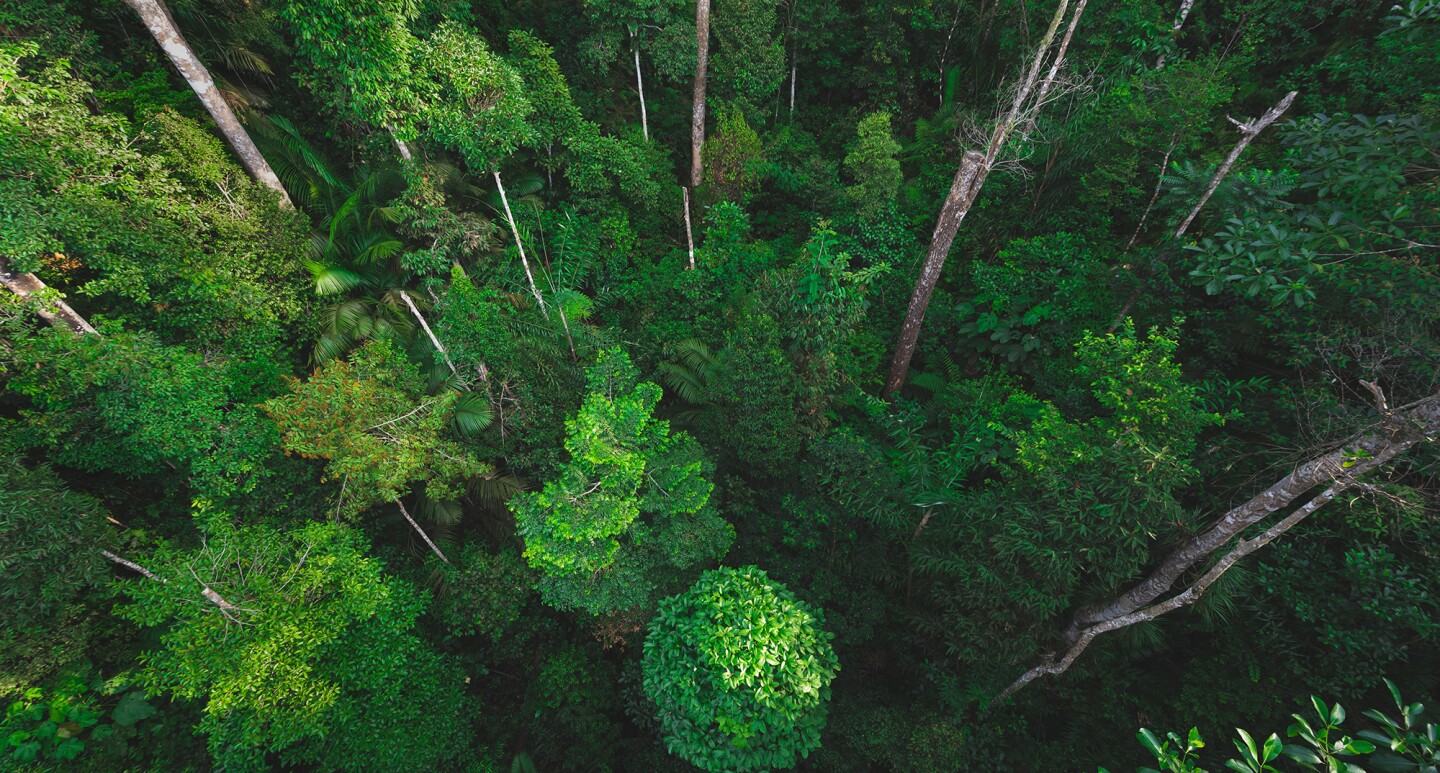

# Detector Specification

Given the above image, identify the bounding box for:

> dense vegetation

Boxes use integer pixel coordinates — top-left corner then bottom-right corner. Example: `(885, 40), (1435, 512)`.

(0, 0), (1437, 769)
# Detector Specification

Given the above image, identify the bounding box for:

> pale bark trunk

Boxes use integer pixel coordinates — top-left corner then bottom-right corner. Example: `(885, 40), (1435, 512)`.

(391, 129), (414, 162)
(397, 499), (451, 564)
(632, 28), (649, 142)
(789, 64), (797, 117)
(691, 0), (712, 188)
(493, 171), (548, 318)
(1174, 91), (1297, 238)
(101, 550), (166, 583)
(1125, 137), (1178, 251)
(121, 0), (292, 206)
(999, 390), (1440, 699)
(399, 290), (457, 378)
(883, 0), (1081, 398)
(683, 187), (696, 269)
(0, 260), (97, 335)
(1155, 0), (1197, 68)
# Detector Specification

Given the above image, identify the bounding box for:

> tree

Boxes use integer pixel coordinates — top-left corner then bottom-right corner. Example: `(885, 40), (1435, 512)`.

(511, 347), (732, 616)
(119, 0), (292, 204)
(262, 339), (491, 550)
(1002, 385), (1440, 699)
(843, 112), (903, 220)
(112, 519), (474, 771)
(277, 0), (420, 158)
(691, 0), (712, 188)
(414, 23), (543, 314)
(642, 565), (839, 771)
(883, 0), (1088, 397)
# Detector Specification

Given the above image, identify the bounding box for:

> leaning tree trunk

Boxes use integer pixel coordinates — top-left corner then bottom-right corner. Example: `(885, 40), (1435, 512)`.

(0, 259), (97, 334)
(690, 0), (712, 188)
(1173, 90), (1297, 237)
(493, 170), (548, 319)
(882, 0), (1082, 398)
(121, 0), (292, 206)
(999, 386), (1440, 699)
(632, 27), (650, 142)
(1107, 90), (1297, 333)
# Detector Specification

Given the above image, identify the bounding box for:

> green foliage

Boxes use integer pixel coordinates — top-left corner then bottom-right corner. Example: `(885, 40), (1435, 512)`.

(711, 0), (785, 119)
(843, 112), (903, 220)
(113, 519), (473, 772)
(6, 328), (281, 501)
(511, 347), (732, 615)
(263, 339), (491, 516)
(417, 23), (535, 172)
(278, 0), (420, 134)
(701, 105), (764, 203)
(642, 565), (839, 771)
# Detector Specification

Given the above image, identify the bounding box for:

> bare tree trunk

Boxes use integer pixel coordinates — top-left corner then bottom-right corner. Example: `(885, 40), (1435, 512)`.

(493, 170), (547, 319)
(691, 0), (712, 188)
(103, 549), (242, 613)
(121, 0), (292, 207)
(1125, 137), (1178, 251)
(789, 64), (797, 117)
(883, 0), (1081, 398)
(397, 499), (451, 565)
(683, 187), (696, 269)
(0, 259), (97, 335)
(1174, 91), (1297, 238)
(399, 290), (458, 378)
(1155, 0), (1198, 68)
(101, 550), (166, 583)
(632, 27), (650, 142)
(1000, 388), (1440, 699)
(1107, 92), (1297, 333)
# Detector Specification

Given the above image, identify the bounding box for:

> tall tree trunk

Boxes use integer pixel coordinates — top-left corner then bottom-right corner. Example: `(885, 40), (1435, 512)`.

(390, 128), (414, 162)
(493, 170), (548, 319)
(683, 186), (697, 269)
(1173, 90), (1297, 237)
(999, 387), (1440, 699)
(789, 64), (797, 117)
(691, 0), (712, 188)
(882, 0), (1081, 398)
(0, 259), (97, 335)
(121, 0), (292, 206)
(632, 27), (650, 142)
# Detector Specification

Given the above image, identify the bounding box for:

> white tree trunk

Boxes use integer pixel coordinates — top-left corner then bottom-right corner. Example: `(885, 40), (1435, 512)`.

(1155, 0), (1198, 68)
(399, 290), (458, 378)
(632, 28), (649, 142)
(884, 0), (1083, 398)
(121, 0), (292, 206)
(683, 187), (696, 269)
(1174, 91), (1297, 238)
(789, 64), (797, 117)
(396, 499), (451, 564)
(493, 171), (548, 318)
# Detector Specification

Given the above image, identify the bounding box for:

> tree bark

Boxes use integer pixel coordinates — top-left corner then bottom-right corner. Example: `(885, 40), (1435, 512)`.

(397, 499), (451, 564)
(0, 259), (97, 335)
(683, 187), (696, 269)
(101, 549), (166, 583)
(883, 0), (1081, 398)
(1155, 0), (1198, 68)
(789, 64), (797, 117)
(998, 390), (1440, 699)
(399, 290), (458, 378)
(632, 27), (650, 142)
(1173, 90), (1297, 238)
(493, 170), (548, 318)
(691, 0), (712, 188)
(121, 0), (292, 207)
